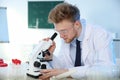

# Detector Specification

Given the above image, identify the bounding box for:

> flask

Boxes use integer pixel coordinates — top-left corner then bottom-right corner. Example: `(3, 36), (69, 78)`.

(10, 59), (22, 80)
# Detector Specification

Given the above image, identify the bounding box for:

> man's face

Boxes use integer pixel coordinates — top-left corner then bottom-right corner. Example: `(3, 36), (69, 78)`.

(54, 20), (79, 43)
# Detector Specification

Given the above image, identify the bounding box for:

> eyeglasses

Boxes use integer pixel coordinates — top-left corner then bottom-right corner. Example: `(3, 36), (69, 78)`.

(56, 29), (69, 35)
(55, 23), (74, 35)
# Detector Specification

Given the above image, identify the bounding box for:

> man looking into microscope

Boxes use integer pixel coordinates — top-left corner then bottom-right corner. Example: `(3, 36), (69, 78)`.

(39, 2), (115, 80)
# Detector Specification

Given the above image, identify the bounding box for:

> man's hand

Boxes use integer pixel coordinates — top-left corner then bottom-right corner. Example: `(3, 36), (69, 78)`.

(39, 69), (68, 80)
(42, 38), (56, 60)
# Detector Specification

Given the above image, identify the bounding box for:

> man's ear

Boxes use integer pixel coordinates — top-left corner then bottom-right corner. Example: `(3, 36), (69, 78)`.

(74, 20), (81, 29)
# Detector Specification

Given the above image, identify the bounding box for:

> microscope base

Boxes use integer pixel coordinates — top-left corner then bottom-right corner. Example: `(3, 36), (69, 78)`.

(26, 71), (42, 79)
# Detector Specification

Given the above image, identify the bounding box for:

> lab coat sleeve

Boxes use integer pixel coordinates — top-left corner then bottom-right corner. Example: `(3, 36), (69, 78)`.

(69, 65), (90, 79)
(93, 27), (115, 65)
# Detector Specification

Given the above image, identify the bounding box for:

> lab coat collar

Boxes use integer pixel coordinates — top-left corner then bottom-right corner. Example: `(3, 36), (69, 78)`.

(78, 19), (86, 42)
(82, 24), (93, 63)
(77, 19), (86, 42)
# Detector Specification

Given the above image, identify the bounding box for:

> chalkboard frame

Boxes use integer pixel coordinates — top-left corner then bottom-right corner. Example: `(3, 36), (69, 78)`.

(28, 1), (63, 29)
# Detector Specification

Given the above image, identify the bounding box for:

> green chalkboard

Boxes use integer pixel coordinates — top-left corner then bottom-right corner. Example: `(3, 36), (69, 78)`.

(28, 1), (63, 29)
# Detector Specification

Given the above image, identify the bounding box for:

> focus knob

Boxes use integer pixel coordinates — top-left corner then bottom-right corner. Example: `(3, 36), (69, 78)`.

(41, 64), (46, 69)
(34, 61), (41, 67)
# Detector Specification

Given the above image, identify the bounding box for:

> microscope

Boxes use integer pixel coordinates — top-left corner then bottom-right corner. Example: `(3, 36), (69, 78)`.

(26, 32), (57, 78)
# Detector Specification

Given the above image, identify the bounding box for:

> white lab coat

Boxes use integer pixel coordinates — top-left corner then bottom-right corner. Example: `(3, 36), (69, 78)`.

(50, 24), (115, 79)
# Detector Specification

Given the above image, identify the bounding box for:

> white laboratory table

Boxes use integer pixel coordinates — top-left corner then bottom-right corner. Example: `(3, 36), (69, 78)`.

(0, 62), (120, 80)
(0, 63), (75, 80)
(0, 62), (38, 80)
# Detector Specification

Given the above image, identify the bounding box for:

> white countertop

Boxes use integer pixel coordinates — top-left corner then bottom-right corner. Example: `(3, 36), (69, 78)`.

(0, 62), (120, 80)
(0, 63), (39, 80)
(0, 63), (75, 80)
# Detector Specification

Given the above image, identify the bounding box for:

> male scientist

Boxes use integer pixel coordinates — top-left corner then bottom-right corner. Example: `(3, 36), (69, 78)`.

(39, 2), (115, 80)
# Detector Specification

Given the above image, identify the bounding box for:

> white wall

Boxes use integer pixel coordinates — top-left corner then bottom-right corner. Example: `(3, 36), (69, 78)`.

(0, 0), (60, 44)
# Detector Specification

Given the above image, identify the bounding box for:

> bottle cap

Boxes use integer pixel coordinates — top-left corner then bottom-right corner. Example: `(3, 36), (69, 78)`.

(0, 63), (8, 67)
(0, 58), (8, 67)
(12, 59), (21, 65)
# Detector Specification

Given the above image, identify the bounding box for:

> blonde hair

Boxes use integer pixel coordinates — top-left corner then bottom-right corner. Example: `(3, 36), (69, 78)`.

(48, 3), (80, 24)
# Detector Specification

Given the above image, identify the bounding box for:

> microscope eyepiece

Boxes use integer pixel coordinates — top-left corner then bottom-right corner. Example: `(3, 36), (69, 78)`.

(50, 32), (57, 41)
